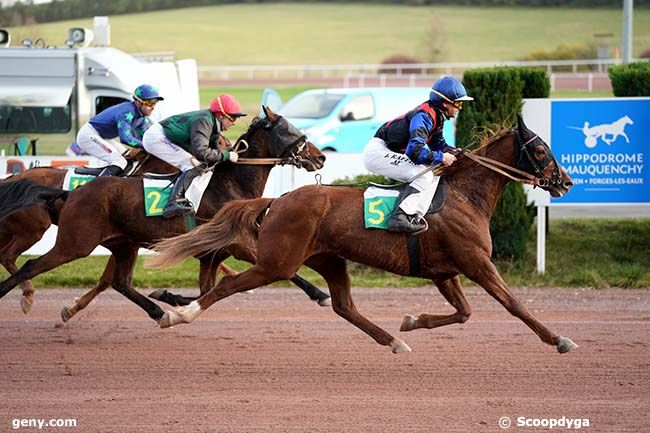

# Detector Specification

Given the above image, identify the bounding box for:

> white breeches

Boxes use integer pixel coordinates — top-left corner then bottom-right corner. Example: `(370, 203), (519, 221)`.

(142, 123), (194, 171)
(76, 123), (128, 169)
(363, 137), (440, 217)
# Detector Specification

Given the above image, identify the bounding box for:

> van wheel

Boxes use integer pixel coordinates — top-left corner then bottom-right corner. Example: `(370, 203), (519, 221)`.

(322, 147), (337, 152)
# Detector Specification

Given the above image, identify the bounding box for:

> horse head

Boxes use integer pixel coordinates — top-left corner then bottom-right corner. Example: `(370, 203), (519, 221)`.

(515, 115), (573, 197)
(237, 106), (325, 171)
(623, 115), (634, 125)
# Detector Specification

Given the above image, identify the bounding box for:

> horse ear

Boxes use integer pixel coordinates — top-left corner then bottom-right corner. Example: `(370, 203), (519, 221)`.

(262, 105), (277, 121)
(517, 114), (528, 140)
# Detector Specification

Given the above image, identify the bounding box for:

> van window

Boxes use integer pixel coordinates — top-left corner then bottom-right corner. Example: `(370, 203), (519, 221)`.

(96, 96), (129, 116)
(340, 95), (374, 121)
(280, 93), (345, 119)
(0, 103), (71, 134)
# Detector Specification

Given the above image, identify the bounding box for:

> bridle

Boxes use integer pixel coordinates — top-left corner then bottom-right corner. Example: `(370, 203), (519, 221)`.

(230, 117), (312, 169)
(458, 130), (562, 188)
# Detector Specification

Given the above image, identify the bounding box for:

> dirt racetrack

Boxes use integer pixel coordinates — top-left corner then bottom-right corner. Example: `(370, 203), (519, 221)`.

(0, 286), (648, 433)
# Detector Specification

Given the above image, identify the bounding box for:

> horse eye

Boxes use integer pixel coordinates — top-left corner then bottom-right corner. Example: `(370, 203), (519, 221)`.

(534, 146), (546, 159)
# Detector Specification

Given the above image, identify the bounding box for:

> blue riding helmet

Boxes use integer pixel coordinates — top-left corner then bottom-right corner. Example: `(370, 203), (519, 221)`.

(133, 84), (164, 101)
(429, 76), (473, 105)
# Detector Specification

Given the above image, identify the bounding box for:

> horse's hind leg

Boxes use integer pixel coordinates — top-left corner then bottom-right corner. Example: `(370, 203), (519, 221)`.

(61, 256), (115, 322)
(0, 212), (51, 313)
(400, 276), (471, 331)
(0, 238), (96, 300)
(468, 260), (577, 353)
(307, 254), (410, 354)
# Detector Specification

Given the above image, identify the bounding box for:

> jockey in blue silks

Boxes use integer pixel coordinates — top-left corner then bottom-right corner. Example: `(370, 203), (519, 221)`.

(76, 84), (164, 176)
(362, 76), (473, 233)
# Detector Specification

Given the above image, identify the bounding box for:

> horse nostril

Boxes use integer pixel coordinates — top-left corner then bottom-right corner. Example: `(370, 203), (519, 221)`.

(317, 155), (327, 164)
(564, 180), (574, 188)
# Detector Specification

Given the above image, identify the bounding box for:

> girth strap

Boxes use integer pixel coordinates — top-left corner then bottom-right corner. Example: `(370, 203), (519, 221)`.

(406, 234), (420, 276)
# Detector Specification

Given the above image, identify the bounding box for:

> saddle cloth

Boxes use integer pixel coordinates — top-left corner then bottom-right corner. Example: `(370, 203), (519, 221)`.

(363, 177), (446, 229)
(142, 171), (213, 217)
(63, 169), (94, 191)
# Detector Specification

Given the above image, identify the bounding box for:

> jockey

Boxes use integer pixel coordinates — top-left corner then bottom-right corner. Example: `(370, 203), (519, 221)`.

(142, 94), (247, 219)
(76, 84), (163, 176)
(362, 76), (472, 233)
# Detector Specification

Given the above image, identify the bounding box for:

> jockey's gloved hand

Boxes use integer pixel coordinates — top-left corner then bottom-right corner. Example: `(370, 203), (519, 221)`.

(124, 147), (146, 160)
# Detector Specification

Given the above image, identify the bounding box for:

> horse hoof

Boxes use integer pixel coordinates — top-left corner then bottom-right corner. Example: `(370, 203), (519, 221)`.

(149, 289), (167, 300)
(390, 338), (412, 354)
(158, 312), (174, 328)
(317, 297), (331, 307)
(61, 307), (73, 323)
(20, 297), (33, 314)
(400, 314), (417, 332)
(556, 336), (579, 353)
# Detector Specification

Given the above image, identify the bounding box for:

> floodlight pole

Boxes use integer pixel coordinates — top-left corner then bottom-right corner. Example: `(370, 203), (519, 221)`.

(622, 0), (633, 63)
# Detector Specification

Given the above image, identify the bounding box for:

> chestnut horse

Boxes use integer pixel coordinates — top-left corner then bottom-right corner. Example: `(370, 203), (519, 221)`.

(0, 151), (173, 313)
(0, 108), (327, 323)
(148, 116), (579, 354)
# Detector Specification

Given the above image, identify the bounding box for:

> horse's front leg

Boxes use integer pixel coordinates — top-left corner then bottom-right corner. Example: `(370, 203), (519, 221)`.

(149, 256), (223, 306)
(466, 260), (577, 354)
(61, 256), (115, 322)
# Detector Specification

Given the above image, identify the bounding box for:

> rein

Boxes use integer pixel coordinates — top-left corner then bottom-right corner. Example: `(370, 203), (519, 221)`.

(231, 140), (285, 165)
(230, 137), (308, 167)
(458, 135), (550, 188)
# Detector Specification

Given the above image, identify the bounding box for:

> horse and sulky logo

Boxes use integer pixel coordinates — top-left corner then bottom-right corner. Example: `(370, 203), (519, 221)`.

(569, 115), (634, 148)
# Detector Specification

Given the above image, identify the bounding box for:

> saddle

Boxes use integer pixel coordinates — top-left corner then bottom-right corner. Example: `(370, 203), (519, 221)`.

(73, 159), (138, 177)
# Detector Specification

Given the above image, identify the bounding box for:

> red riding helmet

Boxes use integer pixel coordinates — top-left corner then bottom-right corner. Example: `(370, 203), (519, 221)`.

(210, 94), (246, 119)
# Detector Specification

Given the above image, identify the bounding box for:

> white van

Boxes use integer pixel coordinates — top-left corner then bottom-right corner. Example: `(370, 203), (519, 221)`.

(0, 17), (199, 152)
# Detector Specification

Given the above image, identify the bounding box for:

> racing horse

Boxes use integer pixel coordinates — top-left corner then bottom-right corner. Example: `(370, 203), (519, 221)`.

(0, 150), (173, 313)
(148, 115), (579, 354)
(0, 107), (327, 323)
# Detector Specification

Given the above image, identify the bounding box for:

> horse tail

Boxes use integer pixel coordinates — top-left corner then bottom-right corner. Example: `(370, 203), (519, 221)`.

(147, 197), (274, 269)
(0, 179), (68, 222)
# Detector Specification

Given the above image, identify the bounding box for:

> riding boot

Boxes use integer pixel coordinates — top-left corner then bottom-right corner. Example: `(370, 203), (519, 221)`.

(98, 165), (123, 177)
(388, 208), (427, 233)
(388, 185), (429, 233)
(162, 168), (201, 219)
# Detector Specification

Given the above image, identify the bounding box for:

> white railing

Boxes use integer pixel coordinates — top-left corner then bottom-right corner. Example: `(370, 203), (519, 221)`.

(197, 58), (643, 82)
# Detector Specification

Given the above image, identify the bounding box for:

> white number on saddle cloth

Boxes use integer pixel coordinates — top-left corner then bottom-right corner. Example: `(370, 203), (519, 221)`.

(63, 169), (94, 191)
(363, 187), (400, 229)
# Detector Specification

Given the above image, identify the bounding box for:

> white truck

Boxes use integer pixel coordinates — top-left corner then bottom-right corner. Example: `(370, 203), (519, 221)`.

(0, 16), (199, 157)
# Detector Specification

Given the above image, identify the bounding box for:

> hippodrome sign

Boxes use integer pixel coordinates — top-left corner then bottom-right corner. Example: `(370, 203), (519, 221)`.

(550, 98), (649, 204)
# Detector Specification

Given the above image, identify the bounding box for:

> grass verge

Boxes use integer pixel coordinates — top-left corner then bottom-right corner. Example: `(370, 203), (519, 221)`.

(3, 218), (648, 290)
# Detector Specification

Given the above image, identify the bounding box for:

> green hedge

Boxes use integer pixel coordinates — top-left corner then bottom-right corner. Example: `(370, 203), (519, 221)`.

(456, 67), (547, 260)
(609, 61), (650, 97)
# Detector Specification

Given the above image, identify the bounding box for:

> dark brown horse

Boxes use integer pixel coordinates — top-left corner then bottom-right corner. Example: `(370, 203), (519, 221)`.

(0, 151), (174, 313)
(0, 107), (327, 323)
(148, 116), (579, 354)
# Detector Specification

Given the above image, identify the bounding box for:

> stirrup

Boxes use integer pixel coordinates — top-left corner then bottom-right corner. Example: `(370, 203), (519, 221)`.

(162, 199), (194, 219)
(410, 218), (429, 236)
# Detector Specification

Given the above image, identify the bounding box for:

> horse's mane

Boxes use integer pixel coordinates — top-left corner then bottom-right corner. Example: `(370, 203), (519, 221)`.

(237, 116), (266, 143)
(436, 124), (514, 177)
